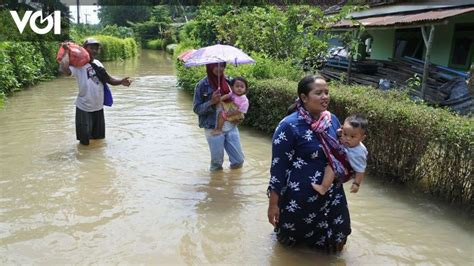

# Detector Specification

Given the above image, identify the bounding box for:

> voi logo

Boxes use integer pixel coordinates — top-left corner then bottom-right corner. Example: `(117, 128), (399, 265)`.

(10, 10), (61, 35)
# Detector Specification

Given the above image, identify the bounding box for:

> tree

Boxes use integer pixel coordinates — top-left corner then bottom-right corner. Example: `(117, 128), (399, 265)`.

(97, 4), (151, 26)
(129, 6), (173, 42)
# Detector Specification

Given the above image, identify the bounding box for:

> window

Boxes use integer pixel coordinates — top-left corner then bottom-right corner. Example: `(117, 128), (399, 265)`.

(449, 24), (474, 70)
(451, 38), (472, 65)
(394, 28), (424, 60)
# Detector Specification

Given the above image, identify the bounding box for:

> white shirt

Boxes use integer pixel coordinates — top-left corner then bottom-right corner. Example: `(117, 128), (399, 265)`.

(345, 142), (368, 173)
(69, 59), (104, 112)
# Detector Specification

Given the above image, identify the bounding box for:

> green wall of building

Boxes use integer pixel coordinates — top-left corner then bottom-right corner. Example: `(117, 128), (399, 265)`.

(367, 29), (395, 60)
(367, 12), (474, 69)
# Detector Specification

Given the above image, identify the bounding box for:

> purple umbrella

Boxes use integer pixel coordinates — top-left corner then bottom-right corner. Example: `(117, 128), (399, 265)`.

(184, 44), (255, 67)
(184, 44), (255, 92)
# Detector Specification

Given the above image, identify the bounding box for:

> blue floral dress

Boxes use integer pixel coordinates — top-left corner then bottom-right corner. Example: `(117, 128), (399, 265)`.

(268, 111), (351, 248)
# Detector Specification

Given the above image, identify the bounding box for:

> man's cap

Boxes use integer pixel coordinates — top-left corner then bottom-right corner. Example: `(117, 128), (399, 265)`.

(83, 38), (100, 47)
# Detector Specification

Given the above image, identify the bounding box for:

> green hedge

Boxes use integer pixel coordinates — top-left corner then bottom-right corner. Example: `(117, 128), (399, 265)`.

(177, 66), (473, 211)
(0, 41), (57, 97)
(166, 43), (177, 54)
(145, 38), (166, 50)
(85, 35), (138, 61)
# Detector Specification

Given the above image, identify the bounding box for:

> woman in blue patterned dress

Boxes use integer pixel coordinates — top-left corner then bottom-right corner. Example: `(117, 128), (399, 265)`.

(267, 75), (351, 252)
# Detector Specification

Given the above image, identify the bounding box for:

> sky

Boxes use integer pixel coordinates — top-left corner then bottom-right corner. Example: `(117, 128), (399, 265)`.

(69, 5), (100, 24)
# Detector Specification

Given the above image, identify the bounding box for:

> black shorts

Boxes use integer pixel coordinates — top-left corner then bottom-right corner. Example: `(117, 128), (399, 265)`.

(75, 107), (105, 145)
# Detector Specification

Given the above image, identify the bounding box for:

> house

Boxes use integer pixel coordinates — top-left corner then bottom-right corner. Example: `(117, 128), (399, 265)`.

(332, 0), (474, 71)
(323, 0), (474, 115)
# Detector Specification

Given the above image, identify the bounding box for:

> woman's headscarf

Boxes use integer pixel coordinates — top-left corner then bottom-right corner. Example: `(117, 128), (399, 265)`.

(206, 63), (230, 95)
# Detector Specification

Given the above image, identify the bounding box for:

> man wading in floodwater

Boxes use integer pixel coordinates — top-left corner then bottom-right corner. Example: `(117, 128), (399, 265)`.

(59, 38), (132, 145)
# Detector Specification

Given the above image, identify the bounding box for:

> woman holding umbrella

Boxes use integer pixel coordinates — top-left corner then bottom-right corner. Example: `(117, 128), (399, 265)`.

(192, 62), (245, 171)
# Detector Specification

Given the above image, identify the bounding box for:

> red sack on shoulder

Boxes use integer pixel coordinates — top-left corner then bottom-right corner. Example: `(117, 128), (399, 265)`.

(56, 42), (90, 67)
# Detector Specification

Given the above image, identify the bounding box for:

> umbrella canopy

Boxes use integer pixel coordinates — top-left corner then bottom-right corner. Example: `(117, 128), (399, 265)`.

(177, 49), (196, 62)
(184, 44), (255, 67)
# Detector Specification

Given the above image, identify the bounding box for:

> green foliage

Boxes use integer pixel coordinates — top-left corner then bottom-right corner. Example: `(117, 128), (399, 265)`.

(97, 4), (152, 26)
(145, 39), (166, 50)
(179, 5), (347, 72)
(69, 24), (135, 44)
(82, 35), (138, 61)
(180, 5), (234, 47)
(129, 6), (179, 47)
(407, 73), (421, 91)
(100, 25), (134, 38)
(0, 92), (5, 107)
(69, 24), (103, 43)
(225, 52), (304, 83)
(245, 79), (297, 132)
(0, 41), (57, 96)
(178, 21), (201, 48)
(166, 43), (177, 54)
(0, 43), (20, 94)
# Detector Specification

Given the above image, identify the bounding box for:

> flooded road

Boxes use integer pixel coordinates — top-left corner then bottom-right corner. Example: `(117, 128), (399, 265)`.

(0, 50), (472, 264)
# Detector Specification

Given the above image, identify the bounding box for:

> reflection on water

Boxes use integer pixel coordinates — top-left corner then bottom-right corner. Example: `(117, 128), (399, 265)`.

(0, 50), (472, 264)
(180, 170), (245, 264)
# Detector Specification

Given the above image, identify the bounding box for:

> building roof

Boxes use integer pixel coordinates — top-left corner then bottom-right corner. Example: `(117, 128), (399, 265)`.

(349, 0), (474, 18)
(333, 6), (474, 28)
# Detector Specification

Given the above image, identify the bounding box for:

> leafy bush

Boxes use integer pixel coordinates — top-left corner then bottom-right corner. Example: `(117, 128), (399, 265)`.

(69, 24), (103, 44)
(100, 25), (134, 38)
(0, 43), (20, 95)
(180, 5), (234, 47)
(166, 44), (177, 54)
(83, 35), (138, 61)
(244, 79), (297, 132)
(175, 60), (206, 92)
(145, 39), (166, 50)
(182, 5), (339, 72)
(0, 40), (58, 100)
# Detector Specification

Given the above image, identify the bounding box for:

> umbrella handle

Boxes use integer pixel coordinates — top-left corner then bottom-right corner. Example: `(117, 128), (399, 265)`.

(218, 64), (221, 93)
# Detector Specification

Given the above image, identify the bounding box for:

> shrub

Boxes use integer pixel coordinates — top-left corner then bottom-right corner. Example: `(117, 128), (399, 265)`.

(0, 40), (59, 101)
(145, 39), (165, 50)
(0, 43), (20, 95)
(83, 35), (138, 61)
(166, 43), (177, 54)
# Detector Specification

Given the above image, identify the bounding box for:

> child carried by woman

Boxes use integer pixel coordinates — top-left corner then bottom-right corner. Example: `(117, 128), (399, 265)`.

(212, 77), (249, 135)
